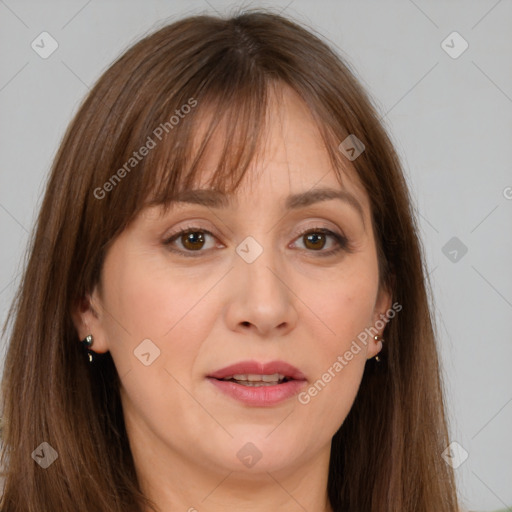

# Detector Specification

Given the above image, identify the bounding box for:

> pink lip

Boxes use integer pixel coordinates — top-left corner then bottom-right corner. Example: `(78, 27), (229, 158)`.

(207, 360), (306, 380)
(206, 360), (307, 407)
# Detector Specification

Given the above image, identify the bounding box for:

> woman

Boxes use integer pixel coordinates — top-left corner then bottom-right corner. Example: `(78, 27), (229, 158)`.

(0, 9), (460, 512)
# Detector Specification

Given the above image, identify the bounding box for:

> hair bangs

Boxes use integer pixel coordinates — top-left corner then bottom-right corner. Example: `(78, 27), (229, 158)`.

(132, 53), (271, 221)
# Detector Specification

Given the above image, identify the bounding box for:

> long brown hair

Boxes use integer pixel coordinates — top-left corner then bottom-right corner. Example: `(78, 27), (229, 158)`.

(0, 9), (459, 511)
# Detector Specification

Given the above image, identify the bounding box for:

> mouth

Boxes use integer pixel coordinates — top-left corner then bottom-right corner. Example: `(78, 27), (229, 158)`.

(215, 373), (292, 387)
(206, 360), (307, 406)
(207, 360), (306, 382)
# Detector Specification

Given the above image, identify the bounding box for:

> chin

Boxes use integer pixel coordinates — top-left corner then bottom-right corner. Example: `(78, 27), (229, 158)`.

(215, 433), (304, 474)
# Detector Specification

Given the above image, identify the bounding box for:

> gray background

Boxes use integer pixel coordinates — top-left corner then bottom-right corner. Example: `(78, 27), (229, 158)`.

(0, 1), (511, 510)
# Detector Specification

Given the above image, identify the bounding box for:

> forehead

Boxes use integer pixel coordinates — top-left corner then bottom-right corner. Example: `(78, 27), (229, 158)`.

(138, 81), (371, 229)
(188, 83), (368, 202)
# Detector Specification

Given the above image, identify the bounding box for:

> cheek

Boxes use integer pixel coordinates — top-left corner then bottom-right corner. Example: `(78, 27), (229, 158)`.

(100, 258), (222, 431)
(297, 287), (373, 437)
(101, 251), (224, 376)
(294, 255), (379, 426)
(306, 260), (379, 351)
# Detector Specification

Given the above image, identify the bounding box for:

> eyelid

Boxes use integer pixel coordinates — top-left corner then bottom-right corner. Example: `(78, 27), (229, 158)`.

(289, 219), (344, 238)
(162, 219), (223, 242)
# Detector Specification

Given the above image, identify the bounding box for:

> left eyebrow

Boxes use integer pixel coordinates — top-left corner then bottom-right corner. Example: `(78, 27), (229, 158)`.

(284, 187), (364, 221)
(170, 186), (365, 225)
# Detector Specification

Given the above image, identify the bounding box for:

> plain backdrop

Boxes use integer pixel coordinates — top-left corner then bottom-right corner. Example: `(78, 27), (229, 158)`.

(0, 1), (511, 510)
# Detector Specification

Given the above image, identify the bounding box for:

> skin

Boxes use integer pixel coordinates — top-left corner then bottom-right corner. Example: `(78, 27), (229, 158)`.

(73, 84), (391, 512)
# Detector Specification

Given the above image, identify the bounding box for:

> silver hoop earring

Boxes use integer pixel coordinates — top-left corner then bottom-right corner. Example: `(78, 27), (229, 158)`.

(374, 335), (385, 363)
(80, 334), (94, 363)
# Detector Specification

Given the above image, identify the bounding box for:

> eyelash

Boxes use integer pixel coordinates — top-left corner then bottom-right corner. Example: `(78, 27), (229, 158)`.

(162, 225), (351, 258)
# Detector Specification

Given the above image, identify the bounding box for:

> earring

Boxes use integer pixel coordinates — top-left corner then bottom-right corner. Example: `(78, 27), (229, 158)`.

(374, 335), (384, 362)
(81, 334), (94, 363)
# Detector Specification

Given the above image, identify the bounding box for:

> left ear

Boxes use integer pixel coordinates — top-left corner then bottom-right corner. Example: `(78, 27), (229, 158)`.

(367, 284), (393, 359)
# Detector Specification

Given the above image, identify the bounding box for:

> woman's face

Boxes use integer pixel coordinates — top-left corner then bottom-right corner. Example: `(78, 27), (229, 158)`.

(74, 85), (390, 484)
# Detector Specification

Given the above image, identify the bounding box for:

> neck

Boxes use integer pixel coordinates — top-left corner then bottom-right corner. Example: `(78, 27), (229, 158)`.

(129, 422), (333, 512)
(140, 465), (334, 512)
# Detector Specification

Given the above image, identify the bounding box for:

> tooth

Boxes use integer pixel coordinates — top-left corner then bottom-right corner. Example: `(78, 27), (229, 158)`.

(236, 381), (277, 387)
(247, 374), (266, 382)
(224, 373), (288, 384)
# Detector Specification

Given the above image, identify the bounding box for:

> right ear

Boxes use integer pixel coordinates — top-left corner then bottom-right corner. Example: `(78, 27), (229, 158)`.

(71, 288), (110, 354)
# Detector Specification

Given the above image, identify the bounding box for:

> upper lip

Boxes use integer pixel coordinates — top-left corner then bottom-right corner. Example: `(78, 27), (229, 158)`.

(207, 360), (307, 380)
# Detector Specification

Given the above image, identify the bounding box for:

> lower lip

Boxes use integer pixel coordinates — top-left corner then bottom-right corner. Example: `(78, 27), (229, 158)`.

(207, 378), (307, 406)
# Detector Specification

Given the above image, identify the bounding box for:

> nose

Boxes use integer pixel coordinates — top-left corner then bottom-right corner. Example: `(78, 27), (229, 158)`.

(223, 242), (298, 338)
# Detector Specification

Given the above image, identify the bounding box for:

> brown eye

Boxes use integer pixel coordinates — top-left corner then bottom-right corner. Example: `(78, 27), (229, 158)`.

(303, 232), (327, 250)
(163, 227), (218, 257)
(293, 227), (349, 257)
(163, 226), (350, 258)
(181, 231), (206, 251)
